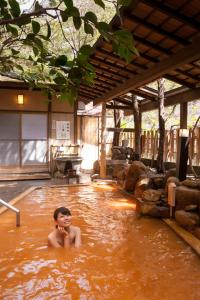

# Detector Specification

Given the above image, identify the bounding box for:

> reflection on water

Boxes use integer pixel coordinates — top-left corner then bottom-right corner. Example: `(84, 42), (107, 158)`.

(0, 185), (200, 300)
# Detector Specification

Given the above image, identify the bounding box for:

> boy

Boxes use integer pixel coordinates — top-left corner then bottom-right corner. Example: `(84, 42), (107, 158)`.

(48, 207), (81, 248)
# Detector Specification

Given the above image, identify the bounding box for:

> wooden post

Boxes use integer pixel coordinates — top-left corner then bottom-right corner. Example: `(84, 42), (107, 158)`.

(74, 100), (78, 144)
(176, 102), (188, 180)
(180, 102), (188, 129)
(100, 102), (107, 178)
(48, 94), (52, 174)
(157, 78), (165, 173)
(113, 101), (122, 147)
(132, 94), (141, 160)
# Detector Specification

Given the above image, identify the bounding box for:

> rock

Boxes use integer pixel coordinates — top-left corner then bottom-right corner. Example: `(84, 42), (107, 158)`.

(175, 186), (200, 211)
(152, 176), (165, 189)
(184, 204), (198, 212)
(124, 161), (148, 192)
(138, 201), (170, 218)
(175, 210), (200, 229)
(193, 227), (200, 240)
(134, 176), (150, 198)
(181, 179), (200, 190)
(112, 164), (127, 179)
(142, 189), (162, 202)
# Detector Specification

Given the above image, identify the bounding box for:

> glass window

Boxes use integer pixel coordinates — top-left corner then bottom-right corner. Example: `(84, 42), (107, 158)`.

(22, 114), (47, 139)
(0, 114), (20, 140)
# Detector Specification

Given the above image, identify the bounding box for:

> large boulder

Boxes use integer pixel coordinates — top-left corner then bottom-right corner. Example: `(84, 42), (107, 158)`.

(175, 210), (200, 229)
(193, 227), (200, 240)
(142, 189), (162, 202)
(124, 161), (148, 192)
(181, 179), (200, 190)
(175, 186), (200, 211)
(134, 175), (151, 198)
(137, 200), (170, 218)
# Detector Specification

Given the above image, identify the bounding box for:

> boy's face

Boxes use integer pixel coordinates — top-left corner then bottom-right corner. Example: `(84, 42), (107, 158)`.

(55, 212), (72, 228)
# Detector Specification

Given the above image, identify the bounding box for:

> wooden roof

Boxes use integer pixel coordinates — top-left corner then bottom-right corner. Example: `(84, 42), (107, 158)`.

(78, 0), (200, 111)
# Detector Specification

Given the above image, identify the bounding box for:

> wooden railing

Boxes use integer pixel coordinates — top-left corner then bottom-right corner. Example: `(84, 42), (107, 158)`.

(109, 127), (200, 166)
(141, 128), (200, 166)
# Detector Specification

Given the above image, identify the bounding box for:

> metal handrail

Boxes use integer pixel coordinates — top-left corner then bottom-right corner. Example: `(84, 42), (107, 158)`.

(0, 199), (20, 227)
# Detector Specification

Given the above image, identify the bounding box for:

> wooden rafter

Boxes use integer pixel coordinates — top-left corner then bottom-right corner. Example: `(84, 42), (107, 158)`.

(125, 14), (190, 46)
(141, 0), (200, 31)
(95, 35), (200, 104)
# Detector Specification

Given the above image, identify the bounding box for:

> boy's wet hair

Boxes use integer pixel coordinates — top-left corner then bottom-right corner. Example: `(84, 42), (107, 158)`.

(53, 207), (71, 220)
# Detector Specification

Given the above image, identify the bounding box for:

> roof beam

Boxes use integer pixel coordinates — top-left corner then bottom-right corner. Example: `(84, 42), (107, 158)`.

(141, 87), (200, 112)
(94, 36), (200, 104)
(106, 104), (132, 110)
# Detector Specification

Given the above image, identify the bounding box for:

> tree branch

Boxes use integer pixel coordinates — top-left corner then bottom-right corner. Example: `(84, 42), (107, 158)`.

(0, 7), (59, 26)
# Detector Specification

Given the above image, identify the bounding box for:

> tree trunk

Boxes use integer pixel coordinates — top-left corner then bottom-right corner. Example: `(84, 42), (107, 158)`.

(157, 78), (165, 173)
(132, 94), (141, 160)
(113, 102), (122, 147)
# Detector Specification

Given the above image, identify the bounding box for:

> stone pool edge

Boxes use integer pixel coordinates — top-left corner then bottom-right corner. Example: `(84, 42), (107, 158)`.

(114, 183), (200, 257)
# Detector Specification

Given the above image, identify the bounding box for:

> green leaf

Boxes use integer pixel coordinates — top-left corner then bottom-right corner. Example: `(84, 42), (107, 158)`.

(34, 1), (42, 11)
(70, 6), (80, 17)
(8, 0), (20, 17)
(84, 22), (94, 35)
(6, 24), (18, 37)
(59, 86), (77, 105)
(11, 48), (20, 55)
(97, 22), (110, 33)
(94, 0), (105, 9)
(33, 37), (44, 50)
(0, 0), (7, 8)
(79, 45), (93, 56)
(32, 46), (39, 57)
(73, 16), (81, 30)
(63, 0), (73, 9)
(26, 33), (35, 40)
(54, 75), (67, 85)
(117, 0), (132, 6)
(46, 21), (51, 39)
(15, 64), (24, 71)
(32, 20), (40, 34)
(77, 53), (88, 66)
(69, 67), (82, 80)
(85, 11), (97, 24)
(85, 63), (95, 72)
(60, 10), (69, 22)
(54, 55), (68, 67)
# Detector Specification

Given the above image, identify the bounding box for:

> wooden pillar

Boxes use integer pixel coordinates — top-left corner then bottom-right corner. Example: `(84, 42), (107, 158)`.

(74, 100), (78, 144)
(100, 102), (107, 178)
(132, 94), (141, 160)
(113, 101), (122, 147)
(157, 78), (165, 173)
(180, 102), (188, 129)
(47, 94), (52, 174)
(176, 102), (188, 180)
